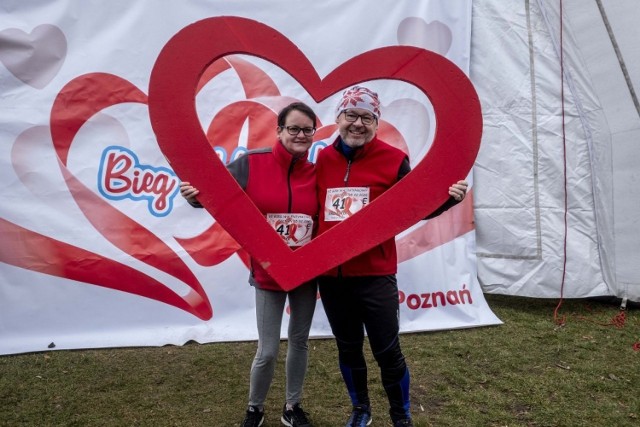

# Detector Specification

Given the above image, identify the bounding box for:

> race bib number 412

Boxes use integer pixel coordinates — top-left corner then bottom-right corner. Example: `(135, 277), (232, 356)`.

(266, 213), (313, 247)
(324, 187), (370, 222)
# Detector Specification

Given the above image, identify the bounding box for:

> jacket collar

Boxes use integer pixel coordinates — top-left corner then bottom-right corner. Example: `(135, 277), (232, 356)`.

(332, 135), (379, 160)
(273, 139), (308, 168)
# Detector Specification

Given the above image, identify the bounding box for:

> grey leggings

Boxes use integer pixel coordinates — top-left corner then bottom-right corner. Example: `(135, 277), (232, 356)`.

(248, 281), (317, 408)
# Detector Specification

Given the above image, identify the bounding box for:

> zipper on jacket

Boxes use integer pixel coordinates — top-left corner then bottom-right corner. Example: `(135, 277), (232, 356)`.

(287, 158), (297, 213)
(343, 159), (352, 185)
(337, 156), (353, 278)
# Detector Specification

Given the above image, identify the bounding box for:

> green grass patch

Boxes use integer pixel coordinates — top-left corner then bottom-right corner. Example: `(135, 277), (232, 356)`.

(1, 294), (638, 426)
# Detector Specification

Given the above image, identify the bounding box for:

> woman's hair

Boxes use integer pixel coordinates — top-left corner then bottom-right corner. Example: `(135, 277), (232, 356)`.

(277, 102), (317, 128)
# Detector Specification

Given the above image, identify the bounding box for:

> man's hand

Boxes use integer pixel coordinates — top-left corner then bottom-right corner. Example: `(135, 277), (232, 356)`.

(448, 180), (468, 201)
(180, 181), (200, 204)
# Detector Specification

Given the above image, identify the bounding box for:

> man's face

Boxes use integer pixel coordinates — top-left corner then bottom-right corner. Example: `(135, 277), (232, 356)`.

(336, 108), (378, 148)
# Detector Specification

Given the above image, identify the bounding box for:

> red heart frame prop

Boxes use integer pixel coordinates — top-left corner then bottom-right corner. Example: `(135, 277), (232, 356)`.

(149, 17), (482, 291)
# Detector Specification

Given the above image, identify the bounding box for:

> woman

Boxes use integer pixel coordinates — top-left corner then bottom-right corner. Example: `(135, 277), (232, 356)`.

(181, 102), (318, 427)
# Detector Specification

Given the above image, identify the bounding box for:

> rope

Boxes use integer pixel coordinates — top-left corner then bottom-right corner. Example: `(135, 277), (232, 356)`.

(576, 307), (626, 329)
(553, 0), (569, 327)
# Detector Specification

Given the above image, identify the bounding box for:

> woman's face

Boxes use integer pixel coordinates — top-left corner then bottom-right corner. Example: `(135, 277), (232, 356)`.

(277, 109), (315, 157)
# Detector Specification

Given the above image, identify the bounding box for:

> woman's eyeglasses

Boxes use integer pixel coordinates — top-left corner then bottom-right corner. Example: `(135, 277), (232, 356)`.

(282, 126), (316, 136)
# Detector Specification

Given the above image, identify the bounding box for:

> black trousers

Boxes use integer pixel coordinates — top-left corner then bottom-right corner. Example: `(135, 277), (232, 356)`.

(319, 275), (410, 420)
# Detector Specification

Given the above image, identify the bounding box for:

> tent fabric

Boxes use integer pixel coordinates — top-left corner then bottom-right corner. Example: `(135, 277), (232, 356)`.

(471, 0), (640, 302)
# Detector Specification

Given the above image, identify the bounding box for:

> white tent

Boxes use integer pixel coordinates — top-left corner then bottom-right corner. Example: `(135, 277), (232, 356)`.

(471, 0), (640, 303)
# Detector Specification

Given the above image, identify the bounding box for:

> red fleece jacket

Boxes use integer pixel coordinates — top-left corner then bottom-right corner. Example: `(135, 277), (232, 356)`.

(227, 140), (317, 290)
(316, 136), (408, 277)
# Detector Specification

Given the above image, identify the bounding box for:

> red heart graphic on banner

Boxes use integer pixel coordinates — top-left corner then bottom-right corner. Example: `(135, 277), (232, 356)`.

(50, 73), (212, 319)
(149, 17), (482, 291)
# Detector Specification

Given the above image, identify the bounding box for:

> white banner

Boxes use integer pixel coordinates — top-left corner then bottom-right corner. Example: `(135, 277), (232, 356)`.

(0, 0), (501, 355)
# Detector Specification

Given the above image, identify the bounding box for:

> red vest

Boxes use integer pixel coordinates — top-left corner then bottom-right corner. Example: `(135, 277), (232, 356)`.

(316, 137), (407, 277)
(230, 140), (317, 290)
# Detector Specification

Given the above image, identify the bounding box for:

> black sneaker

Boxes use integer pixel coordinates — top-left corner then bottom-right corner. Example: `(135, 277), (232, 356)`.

(281, 403), (312, 427)
(345, 404), (372, 427)
(241, 405), (264, 427)
(393, 418), (414, 427)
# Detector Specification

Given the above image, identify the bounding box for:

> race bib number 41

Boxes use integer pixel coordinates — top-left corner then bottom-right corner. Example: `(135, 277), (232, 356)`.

(266, 213), (313, 247)
(324, 187), (370, 222)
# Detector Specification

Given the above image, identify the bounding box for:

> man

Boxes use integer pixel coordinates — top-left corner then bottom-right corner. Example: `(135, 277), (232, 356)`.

(315, 86), (468, 427)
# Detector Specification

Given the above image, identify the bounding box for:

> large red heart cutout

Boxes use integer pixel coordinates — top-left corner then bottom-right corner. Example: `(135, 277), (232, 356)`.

(149, 17), (482, 291)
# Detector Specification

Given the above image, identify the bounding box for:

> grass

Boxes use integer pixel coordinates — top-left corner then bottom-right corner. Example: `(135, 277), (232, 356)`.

(1, 294), (638, 426)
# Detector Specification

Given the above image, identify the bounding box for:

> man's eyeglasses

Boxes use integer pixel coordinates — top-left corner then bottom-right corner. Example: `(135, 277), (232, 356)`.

(343, 111), (376, 125)
(282, 126), (316, 136)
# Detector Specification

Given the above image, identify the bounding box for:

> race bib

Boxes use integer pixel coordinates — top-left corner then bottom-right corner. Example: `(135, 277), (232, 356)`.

(324, 187), (370, 222)
(266, 213), (313, 247)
